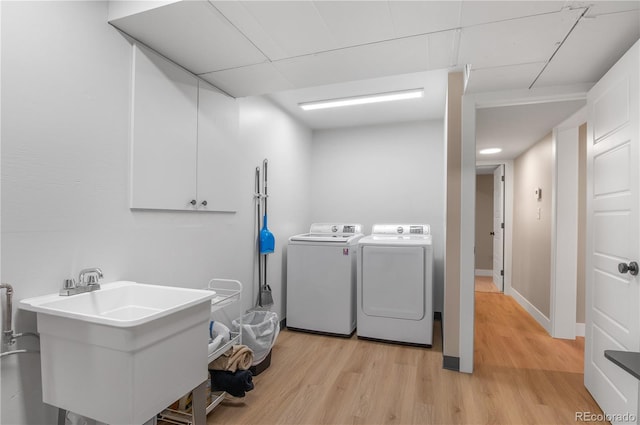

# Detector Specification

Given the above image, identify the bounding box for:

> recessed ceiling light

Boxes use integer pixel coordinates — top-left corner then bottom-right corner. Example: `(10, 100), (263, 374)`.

(479, 148), (502, 155)
(299, 88), (424, 111)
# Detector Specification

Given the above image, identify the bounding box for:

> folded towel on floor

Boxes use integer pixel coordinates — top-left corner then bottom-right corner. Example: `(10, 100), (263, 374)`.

(209, 344), (254, 372)
(210, 369), (254, 398)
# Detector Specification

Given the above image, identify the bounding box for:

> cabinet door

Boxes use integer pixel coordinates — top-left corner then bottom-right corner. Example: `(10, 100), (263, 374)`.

(196, 82), (240, 212)
(131, 44), (198, 210)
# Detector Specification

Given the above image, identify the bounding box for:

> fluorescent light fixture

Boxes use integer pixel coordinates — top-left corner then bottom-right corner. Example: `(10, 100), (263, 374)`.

(299, 88), (424, 111)
(479, 148), (502, 155)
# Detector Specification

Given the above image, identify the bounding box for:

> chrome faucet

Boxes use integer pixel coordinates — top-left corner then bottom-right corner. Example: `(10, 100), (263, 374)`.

(60, 268), (103, 296)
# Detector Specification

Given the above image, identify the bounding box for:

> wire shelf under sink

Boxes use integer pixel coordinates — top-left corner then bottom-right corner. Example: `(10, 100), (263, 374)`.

(208, 332), (240, 363)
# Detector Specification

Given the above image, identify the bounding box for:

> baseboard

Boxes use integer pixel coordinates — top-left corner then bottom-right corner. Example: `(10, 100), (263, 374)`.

(575, 322), (585, 337)
(510, 288), (551, 335)
(475, 269), (493, 277)
(443, 355), (460, 371)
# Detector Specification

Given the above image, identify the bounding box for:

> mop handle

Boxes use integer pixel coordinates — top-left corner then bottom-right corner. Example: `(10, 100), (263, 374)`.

(255, 167), (260, 198)
(263, 159), (268, 212)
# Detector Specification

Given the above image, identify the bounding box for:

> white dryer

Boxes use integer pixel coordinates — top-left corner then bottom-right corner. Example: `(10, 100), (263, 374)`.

(357, 224), (433, 346)
(286, 223), (363, 336)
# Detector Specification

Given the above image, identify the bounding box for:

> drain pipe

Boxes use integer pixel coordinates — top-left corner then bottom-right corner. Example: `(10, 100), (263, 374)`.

(1, 283), (15, 346)
(0, 283), (39, 358)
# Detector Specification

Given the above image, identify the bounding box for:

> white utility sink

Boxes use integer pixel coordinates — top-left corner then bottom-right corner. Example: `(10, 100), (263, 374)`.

(21, 280), (215, 327)
(20, 281), (216, 425)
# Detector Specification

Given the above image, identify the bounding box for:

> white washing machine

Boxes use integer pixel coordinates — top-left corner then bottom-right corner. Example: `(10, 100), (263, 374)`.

(286, 223), (363, 336)
(357, 224), (433, 346)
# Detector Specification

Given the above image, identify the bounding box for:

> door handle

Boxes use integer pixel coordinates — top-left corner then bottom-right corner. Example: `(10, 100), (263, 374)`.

(490, 232), (495, 236)
(618, 261), (639, 276)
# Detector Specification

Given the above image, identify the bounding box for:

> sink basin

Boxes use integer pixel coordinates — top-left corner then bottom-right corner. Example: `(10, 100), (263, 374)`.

(20, 281), (216, 424)
(21, 280), (215, 327)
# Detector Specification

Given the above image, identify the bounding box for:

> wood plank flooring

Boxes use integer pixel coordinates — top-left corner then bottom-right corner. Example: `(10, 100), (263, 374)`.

(475, 276), (500, 293)
(207, 293), (605, 424)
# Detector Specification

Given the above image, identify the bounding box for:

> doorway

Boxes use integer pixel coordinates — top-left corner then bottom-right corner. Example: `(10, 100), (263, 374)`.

(475, 165), (504, 293)
(459, 88), (588, 373)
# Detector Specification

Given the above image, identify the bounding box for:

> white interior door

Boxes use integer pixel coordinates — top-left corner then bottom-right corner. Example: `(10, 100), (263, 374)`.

(585, 41), (639, 421)
(492, 165), (504, 291)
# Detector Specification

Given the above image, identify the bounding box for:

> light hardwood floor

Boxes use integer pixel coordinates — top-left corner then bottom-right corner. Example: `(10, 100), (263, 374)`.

(474, 275), (500, 293)
(207, 293), (605, 424)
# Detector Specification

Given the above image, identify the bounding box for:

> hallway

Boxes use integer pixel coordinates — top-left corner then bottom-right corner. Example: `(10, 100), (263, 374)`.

(202, 290), (605, 424)
(473, 291), (604, 424)
(474, 275), (500, 293)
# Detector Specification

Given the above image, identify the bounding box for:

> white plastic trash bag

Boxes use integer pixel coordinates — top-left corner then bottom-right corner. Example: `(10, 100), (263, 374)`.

(232, 310), (279, 365)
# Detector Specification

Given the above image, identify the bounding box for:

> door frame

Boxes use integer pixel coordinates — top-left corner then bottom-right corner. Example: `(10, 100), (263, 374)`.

(476, 160), (514, 295)
(550, 106), (588, 340)
(459, 84), (591, 373)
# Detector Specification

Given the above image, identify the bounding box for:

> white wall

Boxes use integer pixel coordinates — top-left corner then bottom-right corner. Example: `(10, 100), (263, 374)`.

(310, 120), (445, 312)
(0, 2), (311, 424)
(238, 96), (313, 311)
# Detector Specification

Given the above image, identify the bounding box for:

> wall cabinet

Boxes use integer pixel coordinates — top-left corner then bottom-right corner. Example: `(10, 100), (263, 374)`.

(130, 44), (239, 212)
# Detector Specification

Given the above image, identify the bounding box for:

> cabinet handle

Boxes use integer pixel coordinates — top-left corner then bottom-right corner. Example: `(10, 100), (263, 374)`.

(201, 200), (208, 207)
(190, 199), (197, 206)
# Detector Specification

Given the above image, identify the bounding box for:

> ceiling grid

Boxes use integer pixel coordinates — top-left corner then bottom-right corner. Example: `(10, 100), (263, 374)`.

(108, 0), (640, 156)
(528, 6), (590, 89)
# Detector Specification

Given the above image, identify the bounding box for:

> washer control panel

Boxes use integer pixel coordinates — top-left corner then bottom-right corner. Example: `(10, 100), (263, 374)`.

(371, 224), (431, 236)
(309, 223), (363, 234)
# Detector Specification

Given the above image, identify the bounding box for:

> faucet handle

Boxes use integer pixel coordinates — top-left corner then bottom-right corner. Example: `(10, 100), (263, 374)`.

(78, 268), (104, 285)
(63, 279), (76, 289)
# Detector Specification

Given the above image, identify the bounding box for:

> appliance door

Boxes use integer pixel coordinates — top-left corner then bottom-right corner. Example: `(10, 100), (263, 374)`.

(361, 245), (425, 320)
(286, 243), (355, 334)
